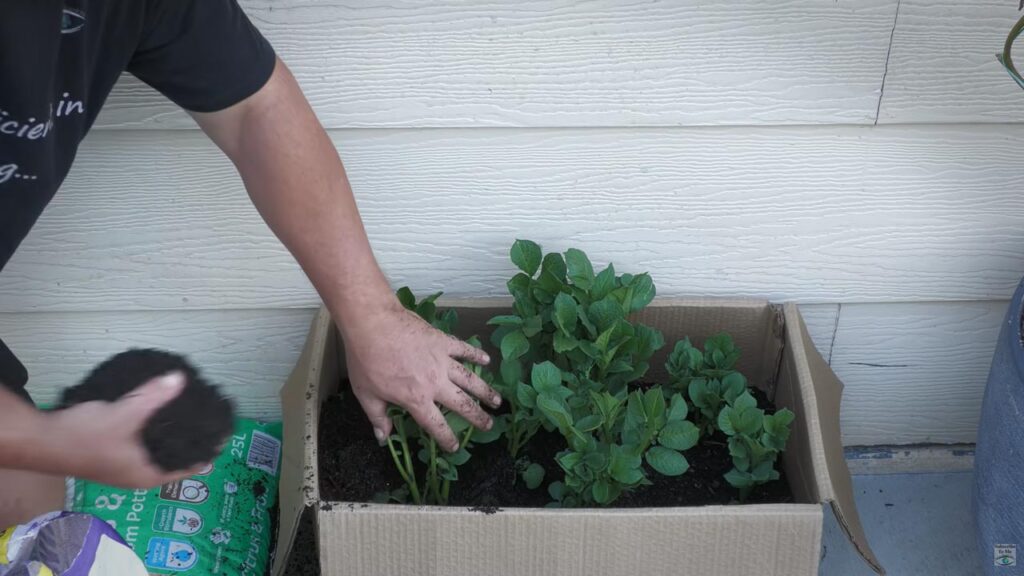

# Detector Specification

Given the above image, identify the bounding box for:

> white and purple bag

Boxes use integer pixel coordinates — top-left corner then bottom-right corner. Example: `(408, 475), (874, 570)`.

(0, 511), (147, 576)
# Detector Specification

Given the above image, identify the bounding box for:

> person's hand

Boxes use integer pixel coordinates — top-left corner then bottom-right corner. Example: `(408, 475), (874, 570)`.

(46, 372), (207, 488)
(343, 300), (502, 453)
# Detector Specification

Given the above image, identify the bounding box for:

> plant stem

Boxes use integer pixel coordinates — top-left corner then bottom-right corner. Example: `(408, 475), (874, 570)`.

(428, 437), (440, 504)
(441, 426), (475, 504)
(386, 431), (422, 505)
(394, 420), (422, 504)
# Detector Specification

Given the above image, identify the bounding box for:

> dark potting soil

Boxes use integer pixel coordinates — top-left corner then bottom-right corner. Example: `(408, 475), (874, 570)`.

(58, 348), (235, 472)
(319, 380), (793, 507)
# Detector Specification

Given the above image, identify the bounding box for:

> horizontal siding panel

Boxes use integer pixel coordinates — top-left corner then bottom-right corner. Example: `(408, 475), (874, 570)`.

(5, 125), (1024, 312)
(878, 0), (1024, 124)
(95, 0), (897, 129)
(829, 300), (1007, 445)
(2, 308), (316, 418)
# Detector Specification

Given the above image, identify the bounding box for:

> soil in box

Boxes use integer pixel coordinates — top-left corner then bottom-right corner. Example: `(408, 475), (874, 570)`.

(318, 380), (793, 508)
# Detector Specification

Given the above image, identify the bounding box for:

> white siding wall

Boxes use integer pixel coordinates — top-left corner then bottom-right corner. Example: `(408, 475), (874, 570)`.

(3, 1), (1021, 443)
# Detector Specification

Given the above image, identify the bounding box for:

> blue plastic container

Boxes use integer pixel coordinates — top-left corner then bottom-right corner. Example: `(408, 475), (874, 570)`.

(975, 277), (1024, 574)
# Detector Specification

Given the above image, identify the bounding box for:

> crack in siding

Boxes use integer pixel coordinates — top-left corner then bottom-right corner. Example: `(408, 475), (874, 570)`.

(827, 303), (841, 365)
(874, 0), (902, 125)
(849, 362), (910, 368)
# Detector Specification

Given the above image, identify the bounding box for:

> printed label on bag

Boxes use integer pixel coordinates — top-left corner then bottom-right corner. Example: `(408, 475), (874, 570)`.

(995, 544), (1017, 567)
(246, 431), (281, 475)
(159, 479), (210, 505)
(152, 505), (203, 535)
(145, 537), (199, 571)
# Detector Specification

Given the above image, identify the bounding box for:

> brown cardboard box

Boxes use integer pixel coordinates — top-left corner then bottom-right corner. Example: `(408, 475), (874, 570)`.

(270, 299), (884, 576)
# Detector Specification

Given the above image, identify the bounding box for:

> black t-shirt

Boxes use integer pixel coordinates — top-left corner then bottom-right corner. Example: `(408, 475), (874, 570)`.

(0, 0), (276, 397)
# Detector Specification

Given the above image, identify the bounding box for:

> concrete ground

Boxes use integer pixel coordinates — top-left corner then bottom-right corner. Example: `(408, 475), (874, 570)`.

(820, 472), (984, 576)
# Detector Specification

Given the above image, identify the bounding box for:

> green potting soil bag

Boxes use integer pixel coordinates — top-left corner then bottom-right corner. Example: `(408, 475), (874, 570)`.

(71, 419), (282, 576)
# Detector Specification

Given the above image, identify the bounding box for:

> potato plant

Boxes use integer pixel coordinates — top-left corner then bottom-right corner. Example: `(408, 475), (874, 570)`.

(488, 240), (663, 458)
(666, 333), (795, 500)
(719, 392), (795, 500)
(525, 360), (699, 506)
(378, 288), (504, 505)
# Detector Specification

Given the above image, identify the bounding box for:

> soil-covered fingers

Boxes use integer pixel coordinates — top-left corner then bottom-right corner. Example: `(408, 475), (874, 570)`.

(438, 385), (493, 434)
(447, 335), (490, 366)
(448, 361), (501, 409)
(408, 402), (460, 452)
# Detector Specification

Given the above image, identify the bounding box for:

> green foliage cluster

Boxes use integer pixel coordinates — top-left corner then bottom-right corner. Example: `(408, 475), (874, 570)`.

(376, 240), (794, 506)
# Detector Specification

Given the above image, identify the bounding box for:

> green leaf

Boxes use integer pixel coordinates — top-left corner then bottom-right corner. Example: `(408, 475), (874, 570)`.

(718, 406), (737, 436)
(516, 382), (537, 409)
(557, 451), (582, 473)
(523, 315), (543, 338)
(553, 292), (579, 335)
(565, 248), (595, 289)
(575, 414), (603, 433)
(446, 413), (472, 435)
(553, 331), (579, 353)
(501, 330), (529, 360)
(659, 420), (700, 451)
(473, 417), (506, 443)
(548, 481), (566, 501)
(722, 372), (747, 404)
(447, 448), (471, 466)
(511, 239), (543, 276)
(595, 325), (615, 352)
(507, 273), (533, 304)
(538, 395), (573, 431)
(435, 308), (458, 334)
(396, 287), (416, 310)
(592, 264), (616, 301)
(609, 445), (644, 484)
(628, 273), (656, 312)
(416, 300), (437, 323)
(719, 400), (764, 437)
(668, 393), (689, 421)
(592, 479), (613, 504)
(688, 378), (711, 408)
(633, 324), (665, 360)
(728, 436), (752, 471)
(724, 468), (754, 490)
(531, 362), (562, 393)
(588, 297), (624, 332)
(535, 270), (564, 299)
(500, 359), (523, 387)
(734, 391), (757, 411)
(488, 315), (524, 327)
(542, 252), (567, 281)
(522, 463), (545, 490)
(625, 391), (646, 429)
(577, 306), (597, 338)
(646, 446), (690, 476)
(579, 340), (601, 360)
(607, 359), (634, 374)
(643, 388), (666, 425)
(583, 451), (608, 472)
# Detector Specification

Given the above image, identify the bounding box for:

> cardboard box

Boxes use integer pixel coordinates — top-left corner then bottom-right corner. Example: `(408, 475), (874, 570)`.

(271, 299), (884, 576)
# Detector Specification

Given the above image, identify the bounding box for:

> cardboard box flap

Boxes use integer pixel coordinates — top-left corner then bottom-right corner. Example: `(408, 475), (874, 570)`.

(271, 308), (332, 576)
(784, 304), (885, 575)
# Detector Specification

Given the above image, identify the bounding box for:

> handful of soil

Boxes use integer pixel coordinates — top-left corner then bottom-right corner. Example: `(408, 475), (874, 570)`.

(59, 348), (235, 472)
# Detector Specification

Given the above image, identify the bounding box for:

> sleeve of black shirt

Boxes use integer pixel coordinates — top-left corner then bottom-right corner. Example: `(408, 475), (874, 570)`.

(127, 0), (277, 113)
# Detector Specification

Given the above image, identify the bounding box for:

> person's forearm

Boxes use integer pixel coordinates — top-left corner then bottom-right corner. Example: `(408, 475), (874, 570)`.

(0, 386), (57, 473)
(195, 60), (393, 330)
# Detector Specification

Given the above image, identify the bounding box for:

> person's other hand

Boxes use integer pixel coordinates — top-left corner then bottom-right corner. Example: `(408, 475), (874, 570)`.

(48, 372), (207, 488)
(343, 301), (501, 452)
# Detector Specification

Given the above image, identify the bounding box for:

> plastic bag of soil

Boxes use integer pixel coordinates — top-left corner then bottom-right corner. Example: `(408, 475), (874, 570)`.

(0, 511), (148, 575)
(71, 418), (282, 575)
